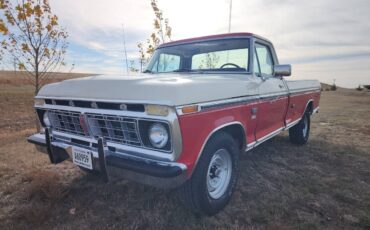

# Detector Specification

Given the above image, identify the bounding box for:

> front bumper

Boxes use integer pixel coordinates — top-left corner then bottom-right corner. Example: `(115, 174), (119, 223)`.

(27, 131), (187, 189)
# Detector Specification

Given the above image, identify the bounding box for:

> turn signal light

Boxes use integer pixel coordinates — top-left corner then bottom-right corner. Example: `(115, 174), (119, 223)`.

(34, 98), (45, 106)
(146, 105), (169, 116)
(181, 105), (199, 114)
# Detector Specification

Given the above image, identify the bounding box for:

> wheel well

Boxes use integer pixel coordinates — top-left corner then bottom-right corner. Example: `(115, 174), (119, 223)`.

(214, 124), (246, 151)
(306, 100), (314, 114)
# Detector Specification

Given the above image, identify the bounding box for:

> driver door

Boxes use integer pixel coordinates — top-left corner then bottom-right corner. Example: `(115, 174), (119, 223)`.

(254, 42), (289, 140)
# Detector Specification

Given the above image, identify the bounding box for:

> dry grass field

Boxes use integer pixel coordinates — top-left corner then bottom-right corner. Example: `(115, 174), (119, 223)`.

(0, 71), (369, 229)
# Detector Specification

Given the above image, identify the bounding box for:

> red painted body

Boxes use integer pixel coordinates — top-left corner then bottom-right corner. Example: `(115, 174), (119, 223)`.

(176, 91), (320, 176)
(285, 92), (320, 124)
(255, 96), (288, 140)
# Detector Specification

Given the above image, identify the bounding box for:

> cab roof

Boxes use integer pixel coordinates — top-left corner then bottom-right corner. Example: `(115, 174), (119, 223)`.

(158, 32), (271, 48)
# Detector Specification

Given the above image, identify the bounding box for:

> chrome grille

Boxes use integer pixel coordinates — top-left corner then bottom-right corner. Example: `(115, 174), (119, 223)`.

(85, 113), (141, 146)
(48, 110), (85, 136)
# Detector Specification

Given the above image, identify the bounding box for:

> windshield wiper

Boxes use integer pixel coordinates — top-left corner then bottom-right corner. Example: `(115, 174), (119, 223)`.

(143, 69), (203, 74)
(172, 69), (193, 72)
(173, 69), (206, 74)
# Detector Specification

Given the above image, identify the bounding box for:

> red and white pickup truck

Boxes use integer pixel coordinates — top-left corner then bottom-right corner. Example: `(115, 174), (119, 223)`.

(28, 33), (320, 215)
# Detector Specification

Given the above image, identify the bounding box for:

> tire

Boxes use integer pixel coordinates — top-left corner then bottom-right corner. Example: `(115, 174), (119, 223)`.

(289, 110), (310, 145)
(180, 132), (240, 216)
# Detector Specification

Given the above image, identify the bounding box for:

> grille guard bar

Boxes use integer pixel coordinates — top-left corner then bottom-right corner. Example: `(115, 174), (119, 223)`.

(27, 132), (187, 188)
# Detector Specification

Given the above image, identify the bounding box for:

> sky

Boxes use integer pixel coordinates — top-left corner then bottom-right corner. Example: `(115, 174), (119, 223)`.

(35, 0), (370, 87)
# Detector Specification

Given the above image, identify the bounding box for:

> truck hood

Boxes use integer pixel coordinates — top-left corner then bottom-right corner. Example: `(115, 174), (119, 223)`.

(37, 74), (259, 106)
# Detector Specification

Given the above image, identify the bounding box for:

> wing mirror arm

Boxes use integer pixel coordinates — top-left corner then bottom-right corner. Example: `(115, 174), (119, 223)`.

(257, 72), (266, 81)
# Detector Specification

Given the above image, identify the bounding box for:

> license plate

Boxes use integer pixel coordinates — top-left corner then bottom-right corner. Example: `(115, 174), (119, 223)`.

(72, 147), (93, 170)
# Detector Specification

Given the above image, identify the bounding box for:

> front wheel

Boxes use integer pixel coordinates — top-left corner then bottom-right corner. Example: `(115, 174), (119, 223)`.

(180, 132), (240, 216)
(289, 110), (310, 145)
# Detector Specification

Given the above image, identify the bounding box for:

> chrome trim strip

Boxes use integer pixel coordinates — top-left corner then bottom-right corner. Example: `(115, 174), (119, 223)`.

(313, 106), (319, 114)
(289, 88), (320, 95)
(53, 130), (95, 144)
(191, 121), (245, 176)
(176, 94), (273, 115)
(176, 95), (260, 115)
(246, 141), (256, 151)
(36, 104), (169, 119)
(30, 133), (46, 141)
(305, 99), (314, 113)
(259, 92), (288, 99)
(246, 99), (318, 152)
(176, 88), (320, 115)
(35, 95), (173, 106)
(245, 127), (284, 152)
(284, 118), (301, 130)
(49, 137), (187, 169)
(200, 95), (260, 111)
(256, 127), (284, 145)
(108, 151), (187, 171)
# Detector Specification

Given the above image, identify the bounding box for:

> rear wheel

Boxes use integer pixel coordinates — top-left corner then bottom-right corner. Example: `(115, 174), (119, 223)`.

(180, 132), (240, 216)
(289, 110), (310, 145)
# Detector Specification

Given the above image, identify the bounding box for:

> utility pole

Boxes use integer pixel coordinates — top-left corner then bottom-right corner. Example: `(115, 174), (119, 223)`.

(228, 0), (233, 33)
(226, 0), (233, 62)
(122, 24), (129, 75)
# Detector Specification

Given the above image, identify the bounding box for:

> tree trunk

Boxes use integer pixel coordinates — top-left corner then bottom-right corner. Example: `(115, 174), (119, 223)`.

(35, 72), (39, 95)
(34, 55), (40, 132)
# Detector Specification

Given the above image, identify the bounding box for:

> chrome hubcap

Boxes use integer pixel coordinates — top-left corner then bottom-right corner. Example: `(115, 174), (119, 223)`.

(207, 149), (232, 199)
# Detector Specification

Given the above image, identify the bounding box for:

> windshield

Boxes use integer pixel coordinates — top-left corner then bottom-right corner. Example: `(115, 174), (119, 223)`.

(145, 38), (250, 74)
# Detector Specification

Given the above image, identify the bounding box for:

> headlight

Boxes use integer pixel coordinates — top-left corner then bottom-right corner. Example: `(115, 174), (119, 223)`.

(148, 123), (169, 148)
(43, 111), (51, 127)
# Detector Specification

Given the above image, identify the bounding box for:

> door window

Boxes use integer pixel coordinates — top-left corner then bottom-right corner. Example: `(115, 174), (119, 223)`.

(255, 43), (273, 75)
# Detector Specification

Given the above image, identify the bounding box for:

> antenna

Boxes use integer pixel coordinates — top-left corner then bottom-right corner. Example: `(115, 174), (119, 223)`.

(226, 0), (233, 62)
(228, 0), (233, 33)
(122, 23), (129, 75)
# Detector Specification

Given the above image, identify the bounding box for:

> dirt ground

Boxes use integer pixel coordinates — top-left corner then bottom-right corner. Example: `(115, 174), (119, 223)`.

(0, 71), (369, 230)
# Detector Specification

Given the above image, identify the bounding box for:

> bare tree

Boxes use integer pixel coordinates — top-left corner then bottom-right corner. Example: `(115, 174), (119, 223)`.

(0, 0), (68, 95)
(129, 60), (139, 73)
(0, 8), (6, 61)
(137, 0), (172, 70)
(198, 53), (220, 69)
(137, 42), (146, 72)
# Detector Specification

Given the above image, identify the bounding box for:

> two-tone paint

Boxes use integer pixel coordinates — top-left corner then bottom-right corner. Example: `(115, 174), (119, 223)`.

(28, 32), (321, 188)
(175, 87), (320, 175)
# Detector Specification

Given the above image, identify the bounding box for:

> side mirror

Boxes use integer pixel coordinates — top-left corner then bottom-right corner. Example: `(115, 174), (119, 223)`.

(274, 64), (291, 77)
